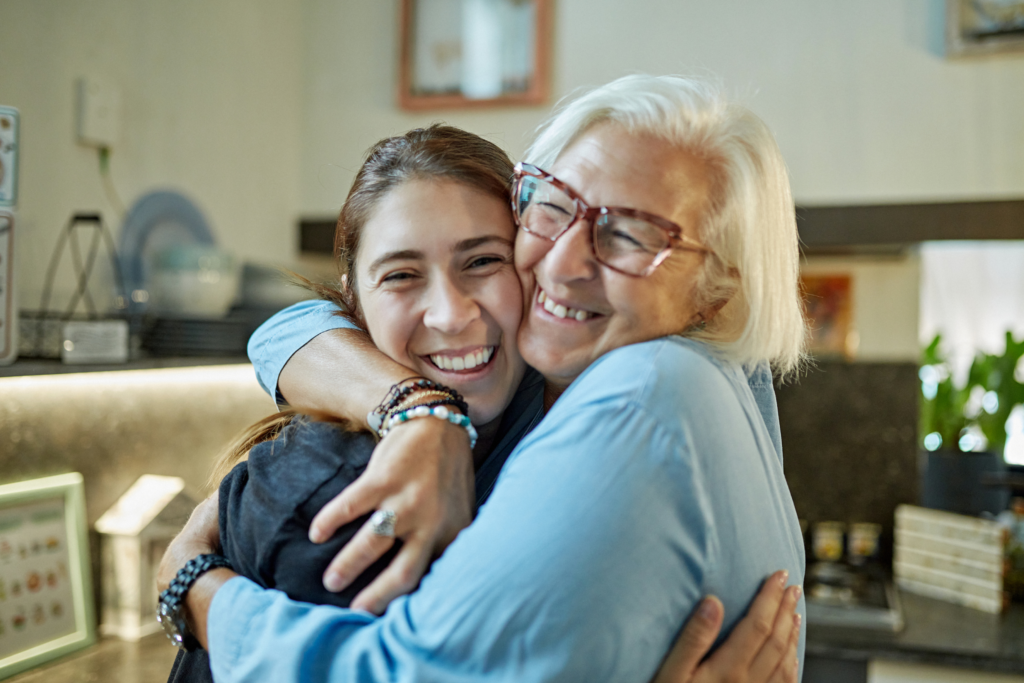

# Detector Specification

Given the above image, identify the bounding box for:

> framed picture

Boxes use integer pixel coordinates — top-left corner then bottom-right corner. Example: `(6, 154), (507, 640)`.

(947, 0), (1024, 56)
(399, 0), (551, 110)
(800, 274), (856, 360)
(0, 473), (96, 679)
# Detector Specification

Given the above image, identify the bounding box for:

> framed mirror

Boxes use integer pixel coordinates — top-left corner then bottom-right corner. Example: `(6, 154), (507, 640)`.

(399, 0), (551, 110)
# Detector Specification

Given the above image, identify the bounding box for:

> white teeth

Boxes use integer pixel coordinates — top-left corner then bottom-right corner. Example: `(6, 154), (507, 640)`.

(430, 347), (495, 372)
(539, 289), (592, 321)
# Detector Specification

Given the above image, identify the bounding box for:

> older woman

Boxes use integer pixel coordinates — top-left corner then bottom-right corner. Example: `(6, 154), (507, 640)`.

(161, 75), (807, 682)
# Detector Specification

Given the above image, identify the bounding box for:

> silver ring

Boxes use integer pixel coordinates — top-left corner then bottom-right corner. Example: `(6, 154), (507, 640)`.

(369, 509), (397, 537)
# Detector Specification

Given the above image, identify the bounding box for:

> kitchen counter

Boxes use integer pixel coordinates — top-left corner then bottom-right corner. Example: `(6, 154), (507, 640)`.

(807, 589), (1024, 675)
(4, 592), (1021, 681)
(5, 632), (178, 683)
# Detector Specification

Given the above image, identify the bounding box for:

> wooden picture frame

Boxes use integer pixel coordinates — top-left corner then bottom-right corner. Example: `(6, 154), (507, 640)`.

(399, 0), (551, 110)
(800, 274), (856, 360)
(946, 0), (1024, 57)
(0, 473), (96, 679)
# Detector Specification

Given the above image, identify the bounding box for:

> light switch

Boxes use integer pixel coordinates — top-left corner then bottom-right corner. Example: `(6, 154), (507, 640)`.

(76, 77), (121, 148)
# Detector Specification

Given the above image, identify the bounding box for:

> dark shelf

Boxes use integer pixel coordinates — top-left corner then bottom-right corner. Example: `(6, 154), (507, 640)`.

(797, 198), (1024, 255)
(302, 199), (1024, 258)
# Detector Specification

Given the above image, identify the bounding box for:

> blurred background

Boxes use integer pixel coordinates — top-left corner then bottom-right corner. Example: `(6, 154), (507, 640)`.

(1, 2), (1023, 682)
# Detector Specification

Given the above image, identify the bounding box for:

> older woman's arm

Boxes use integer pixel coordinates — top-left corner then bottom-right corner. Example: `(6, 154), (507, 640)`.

(198, 340), (805, 681)
(248, 301), (477, 612)
(159, 496), (799, 683)
(248, 299), (408, 417)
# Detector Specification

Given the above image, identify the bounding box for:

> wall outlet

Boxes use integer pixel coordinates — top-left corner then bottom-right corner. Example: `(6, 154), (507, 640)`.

(0, 106), (18, 206)
(76, 77), (120, 148)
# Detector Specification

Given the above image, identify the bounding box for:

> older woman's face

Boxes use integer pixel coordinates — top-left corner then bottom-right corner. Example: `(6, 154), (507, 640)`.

(515, 123), (713, 390)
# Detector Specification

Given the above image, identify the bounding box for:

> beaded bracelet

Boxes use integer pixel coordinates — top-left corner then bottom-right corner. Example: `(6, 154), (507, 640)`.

(368, 378), (469, 432)
(379, 404), (478, 449)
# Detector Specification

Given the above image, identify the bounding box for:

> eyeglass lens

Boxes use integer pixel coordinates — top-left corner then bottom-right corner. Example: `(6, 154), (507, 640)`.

(516, 174), (672, 276)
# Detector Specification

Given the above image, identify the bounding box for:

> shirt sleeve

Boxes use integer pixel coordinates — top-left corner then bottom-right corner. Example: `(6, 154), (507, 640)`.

(247, 300), (357, 402)
(207, 395), (711, 683)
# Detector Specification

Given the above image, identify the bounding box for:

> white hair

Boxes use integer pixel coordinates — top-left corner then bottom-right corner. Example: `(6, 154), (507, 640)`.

(525, 74), (806, 377)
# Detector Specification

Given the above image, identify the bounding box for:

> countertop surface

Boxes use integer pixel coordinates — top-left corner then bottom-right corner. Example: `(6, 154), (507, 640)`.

(5, 632), (178, 683)
(6, 590), (1022, 680)
(807, 589), (1024, 674)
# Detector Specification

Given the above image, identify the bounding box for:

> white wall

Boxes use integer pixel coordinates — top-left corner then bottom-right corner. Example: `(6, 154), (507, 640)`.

(4, 0), (1022, 355)
(300, 0), (1024, 215)
(296, 0), (1024, 360)
(0, 0), (304, 310)
(802, 253), (921, 362)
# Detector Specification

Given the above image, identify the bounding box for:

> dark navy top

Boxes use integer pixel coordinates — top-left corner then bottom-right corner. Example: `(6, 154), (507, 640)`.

(167, 368), (545, 682)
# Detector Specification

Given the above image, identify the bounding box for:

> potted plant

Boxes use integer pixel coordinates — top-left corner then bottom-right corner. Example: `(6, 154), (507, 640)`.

(919, 332), (1024, 516)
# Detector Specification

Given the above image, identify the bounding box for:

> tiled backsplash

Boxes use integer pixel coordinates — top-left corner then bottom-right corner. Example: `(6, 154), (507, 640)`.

(777, 361), (920, 558)
(0, 365), (275, 523)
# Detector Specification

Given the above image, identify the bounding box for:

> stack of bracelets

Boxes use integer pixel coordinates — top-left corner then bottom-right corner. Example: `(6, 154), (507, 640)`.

(367, 377), (478, 449)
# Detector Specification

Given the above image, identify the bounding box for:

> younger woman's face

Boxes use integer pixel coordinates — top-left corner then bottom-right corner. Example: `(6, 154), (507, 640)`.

(355, 178), (526, 426)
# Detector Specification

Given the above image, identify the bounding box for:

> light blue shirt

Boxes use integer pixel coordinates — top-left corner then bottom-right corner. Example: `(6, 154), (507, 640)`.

(248, 300), (784, 461)
(216, 319), (806, 682)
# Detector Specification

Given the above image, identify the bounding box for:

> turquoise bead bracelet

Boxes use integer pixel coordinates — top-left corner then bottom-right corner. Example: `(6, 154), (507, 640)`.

(380, 404), (478, 449)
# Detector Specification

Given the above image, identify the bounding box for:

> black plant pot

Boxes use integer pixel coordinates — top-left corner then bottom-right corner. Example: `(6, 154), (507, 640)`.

(920, 450), (1010, 517)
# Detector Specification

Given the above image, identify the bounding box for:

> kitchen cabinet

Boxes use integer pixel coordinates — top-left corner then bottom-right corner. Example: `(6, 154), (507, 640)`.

(868, 660), (1024, 683)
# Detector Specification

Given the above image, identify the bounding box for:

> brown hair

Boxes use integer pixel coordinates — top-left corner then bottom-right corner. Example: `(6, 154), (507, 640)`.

(208, 125), (516, 491)
(307, 124), (515, 327)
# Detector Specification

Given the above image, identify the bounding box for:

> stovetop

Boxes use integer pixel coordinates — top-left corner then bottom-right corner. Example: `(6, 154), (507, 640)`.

(805, 562), (904, 631)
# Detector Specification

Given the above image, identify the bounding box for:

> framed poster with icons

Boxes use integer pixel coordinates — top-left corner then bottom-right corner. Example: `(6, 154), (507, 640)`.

(0, 474), (95, 679)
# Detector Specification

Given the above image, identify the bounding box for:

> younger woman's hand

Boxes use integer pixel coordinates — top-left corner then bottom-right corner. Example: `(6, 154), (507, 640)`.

(653, 570), (802, 683)
(309, 416), (476, 614)
(157, 493), (222, 594)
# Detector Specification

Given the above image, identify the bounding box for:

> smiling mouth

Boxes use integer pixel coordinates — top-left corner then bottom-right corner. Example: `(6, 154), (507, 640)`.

(427, 346), (495, 372)
(537, 288), (596, 322)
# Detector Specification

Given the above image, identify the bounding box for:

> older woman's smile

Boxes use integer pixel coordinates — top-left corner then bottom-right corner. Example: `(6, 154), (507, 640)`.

(536, 288), (598, 322)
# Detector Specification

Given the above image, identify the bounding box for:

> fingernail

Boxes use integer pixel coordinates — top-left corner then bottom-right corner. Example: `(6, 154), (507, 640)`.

(323, 572), (343, 592)
(793, 585), (803, 600)
(794, 613), (802, 627)
(698, 598), (717, 621)
(777, 570), (789, 587)
(309, 527), (323, 544)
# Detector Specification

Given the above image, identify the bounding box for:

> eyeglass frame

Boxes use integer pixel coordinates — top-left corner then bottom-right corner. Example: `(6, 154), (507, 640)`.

(511, 162), (710, 277)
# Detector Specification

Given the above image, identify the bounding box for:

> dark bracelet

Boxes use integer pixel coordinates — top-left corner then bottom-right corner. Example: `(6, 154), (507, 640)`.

(157, 554), (233, 651)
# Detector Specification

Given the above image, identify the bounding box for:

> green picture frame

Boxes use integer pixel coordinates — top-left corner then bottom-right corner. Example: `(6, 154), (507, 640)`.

(0, 473), (96, 679)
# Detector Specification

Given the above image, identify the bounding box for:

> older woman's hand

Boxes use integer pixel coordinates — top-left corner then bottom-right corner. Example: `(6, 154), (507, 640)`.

(653, 571), (802, 683)
(309, 416), (476, 614)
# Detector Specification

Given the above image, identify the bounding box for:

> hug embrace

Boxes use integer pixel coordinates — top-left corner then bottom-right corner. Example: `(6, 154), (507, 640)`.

(158, 74), (808, 683)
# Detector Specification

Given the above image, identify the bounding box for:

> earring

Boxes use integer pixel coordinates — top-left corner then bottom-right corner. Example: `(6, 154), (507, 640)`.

(691, 312), (707, 331)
